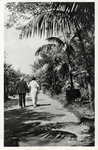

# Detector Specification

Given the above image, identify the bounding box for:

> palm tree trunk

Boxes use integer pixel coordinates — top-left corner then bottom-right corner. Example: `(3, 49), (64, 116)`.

(62, 28), (74, 103)
(68, 55), (74, 104)
(75, 25), (93, 113)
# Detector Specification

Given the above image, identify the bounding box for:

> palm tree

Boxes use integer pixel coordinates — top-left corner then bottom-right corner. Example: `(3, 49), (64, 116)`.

(35, 35), (75, 102)
(19, 2), (94, 111)
(31, 49), (64, 96)
(5, 2), (94, 111)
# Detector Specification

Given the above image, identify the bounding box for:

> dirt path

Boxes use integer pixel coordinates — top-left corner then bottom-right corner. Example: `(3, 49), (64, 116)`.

(4, 91), (94, 146)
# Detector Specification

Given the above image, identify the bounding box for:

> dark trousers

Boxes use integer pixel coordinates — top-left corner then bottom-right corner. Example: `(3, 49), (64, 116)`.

(19, 93), (26, 107)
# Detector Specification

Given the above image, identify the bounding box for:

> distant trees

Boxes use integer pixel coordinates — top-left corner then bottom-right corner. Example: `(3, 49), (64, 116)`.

(4, 61), (30, 101)
(4, 62), (18, 101)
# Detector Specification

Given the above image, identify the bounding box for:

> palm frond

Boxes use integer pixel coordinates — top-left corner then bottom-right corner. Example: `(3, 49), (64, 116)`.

(46, 37), (65, 47)
(35, 43), (56, 56)
(52, 52), (65, 61)
(18, 7), (73, 39)
(31, 126), (77, 141)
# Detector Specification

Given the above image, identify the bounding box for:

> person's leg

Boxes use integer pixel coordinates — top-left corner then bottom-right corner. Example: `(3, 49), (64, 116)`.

(31, 91), (36, 107)
(35, 92), (38, 106)
(28, 88), (29, 95)
(19, 93), (22, 107)
(31, 92), (35, 106)
(23, 93), (26, 107)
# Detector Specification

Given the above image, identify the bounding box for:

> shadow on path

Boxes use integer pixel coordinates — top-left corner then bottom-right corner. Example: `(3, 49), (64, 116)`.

(4, 94), (94, 146)
(4, 98), (65, 146)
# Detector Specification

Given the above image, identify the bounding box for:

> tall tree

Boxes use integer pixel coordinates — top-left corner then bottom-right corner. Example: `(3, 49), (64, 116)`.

(35, 36), (75, 102)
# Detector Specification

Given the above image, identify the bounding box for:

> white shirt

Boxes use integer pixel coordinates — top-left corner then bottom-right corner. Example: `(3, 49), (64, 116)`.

(29, 80), (39, 92)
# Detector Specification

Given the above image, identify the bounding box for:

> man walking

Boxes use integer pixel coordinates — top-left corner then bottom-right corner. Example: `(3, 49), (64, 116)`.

(16, 77), (28, 108)
(29, 76), (39, 107)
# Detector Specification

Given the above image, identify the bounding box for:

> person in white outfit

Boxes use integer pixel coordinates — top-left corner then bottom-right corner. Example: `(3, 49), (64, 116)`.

(29, 77), (39, 107)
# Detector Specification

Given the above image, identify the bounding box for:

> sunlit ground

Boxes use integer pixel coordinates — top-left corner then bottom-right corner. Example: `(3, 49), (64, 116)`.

(4, 92), (94, 146)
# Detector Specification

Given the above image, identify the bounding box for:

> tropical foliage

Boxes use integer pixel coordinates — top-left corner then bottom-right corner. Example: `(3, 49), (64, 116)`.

(4, 61), (30, 101)
(5, 2), (94, 111)
(4, 62), (18, 100)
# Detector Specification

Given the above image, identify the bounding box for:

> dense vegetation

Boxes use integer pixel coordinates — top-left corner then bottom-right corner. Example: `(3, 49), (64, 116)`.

(4, 53), (30, 101)
(5, 2), (94, 112)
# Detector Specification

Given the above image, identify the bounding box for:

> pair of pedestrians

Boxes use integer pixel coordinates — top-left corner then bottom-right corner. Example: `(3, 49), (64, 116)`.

(16, 76), (39, 108)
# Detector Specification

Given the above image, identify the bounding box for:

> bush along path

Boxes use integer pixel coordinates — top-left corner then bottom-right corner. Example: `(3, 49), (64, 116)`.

(4, 91), (94, 146)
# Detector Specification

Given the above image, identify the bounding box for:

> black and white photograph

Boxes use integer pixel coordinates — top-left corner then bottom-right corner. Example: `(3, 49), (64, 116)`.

(4, 1), (95, 147)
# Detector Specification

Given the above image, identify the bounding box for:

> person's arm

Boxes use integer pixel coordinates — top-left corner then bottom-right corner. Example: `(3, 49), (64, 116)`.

(36, 82), (40, 91)
(25, 82), (28, 92)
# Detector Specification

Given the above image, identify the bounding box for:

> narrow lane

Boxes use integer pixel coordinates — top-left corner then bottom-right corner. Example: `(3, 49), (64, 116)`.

(4, 91), (94, 146)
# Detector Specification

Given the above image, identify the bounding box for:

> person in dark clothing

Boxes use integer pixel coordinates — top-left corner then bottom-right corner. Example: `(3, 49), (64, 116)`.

(16, 77), (28, 108)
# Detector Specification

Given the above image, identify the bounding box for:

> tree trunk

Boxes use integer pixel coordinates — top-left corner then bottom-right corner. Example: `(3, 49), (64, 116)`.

(87, 74), (93, 113)
(76, 25), (93, 113)
(68, 55), (74, 103)
(70, 71), (74, 103)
